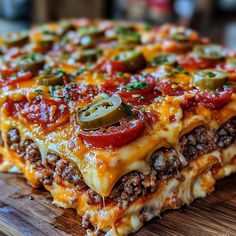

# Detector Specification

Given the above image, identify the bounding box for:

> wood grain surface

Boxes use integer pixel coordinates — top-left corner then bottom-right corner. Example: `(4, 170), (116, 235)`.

(0, 173), (235, 236)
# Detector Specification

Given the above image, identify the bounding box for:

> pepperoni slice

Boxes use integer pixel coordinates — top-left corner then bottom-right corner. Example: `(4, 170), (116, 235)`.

(156, 80), (184, 96)
(20, 99), (69, 132)
(195, 87), (233, 110)
(0, 69), (33, 87)
(80, 116), (145, 149)
(118, 75), (156, 97)
(177, 54), (217, 70)
(98, 60), (126, 74)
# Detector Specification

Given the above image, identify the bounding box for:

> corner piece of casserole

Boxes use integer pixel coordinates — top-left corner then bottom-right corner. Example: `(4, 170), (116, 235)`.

(0, 19), (235, 236)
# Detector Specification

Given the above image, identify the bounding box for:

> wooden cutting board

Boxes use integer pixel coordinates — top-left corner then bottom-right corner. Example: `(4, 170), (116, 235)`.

(0, 173), (235, 236)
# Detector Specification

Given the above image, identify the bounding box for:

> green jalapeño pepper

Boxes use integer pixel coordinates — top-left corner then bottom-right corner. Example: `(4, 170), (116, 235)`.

(36, 34), (56, 48)
(169, 27), (192, 41)
(2, 31), (29, 47)
(17, 54), (45, 73)
(36, 74), (64, 86)
(78, 26), (104, 38)
(151, 53), (177, 66)
(78, 96), (125, 130)
(193, 69), (228, 90)
(194, 44), (224, 60)
(117, 33), (141, 49)
(226, 57), (236, 66)
(73, 49), (100, 62)
(118, 51), (146, 72)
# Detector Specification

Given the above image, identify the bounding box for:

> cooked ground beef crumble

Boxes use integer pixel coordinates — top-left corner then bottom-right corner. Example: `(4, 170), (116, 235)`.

(4, 116), (235, 211)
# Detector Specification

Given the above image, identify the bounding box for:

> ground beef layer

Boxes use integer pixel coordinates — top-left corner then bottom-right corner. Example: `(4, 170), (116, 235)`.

(215, 117), (236, 148)
(2, 116), (236, 211)
(179, 126), (216, 160)
(6, 128), (86, 188)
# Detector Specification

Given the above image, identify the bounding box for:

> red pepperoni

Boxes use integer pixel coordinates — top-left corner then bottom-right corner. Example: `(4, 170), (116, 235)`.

(118, 75), (156, 97)
(0, 70), (33, 87)
(3, 98), (27, 117)
(195, 87), (233, 110)
(97, 60), (126, 74)
(156, 80), (184, 96)
(20, 99), (70, 131)
(80, 116), (145, 149)
(51, 83), (98, 104)
(143, 111), (159, 126)
(177, 54), (216, 70)
(169, 114), (176, 123)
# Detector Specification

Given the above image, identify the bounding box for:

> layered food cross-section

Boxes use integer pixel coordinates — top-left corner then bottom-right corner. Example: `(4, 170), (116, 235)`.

(0, 19), (235, 235)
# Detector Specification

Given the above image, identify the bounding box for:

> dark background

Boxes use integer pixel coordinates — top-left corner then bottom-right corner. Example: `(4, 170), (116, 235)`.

(0, 0), (235, 48)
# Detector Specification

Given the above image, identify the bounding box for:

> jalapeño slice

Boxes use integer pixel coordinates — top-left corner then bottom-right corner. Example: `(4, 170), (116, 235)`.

(2, 31), (29, 47)
(78, 96), (125, 130)
(37, 74), (64, 86)
(57, 20), (75, 36)
(194, 44), (224, 60)
(169, 27), (191, 41)
(16, 54), (45, 73)
(118, 51), (146, 72)
(73, 49), (98, 62)
(36, 34), (56, 48)
(151, 53), (177, 66)
(226, 57), (236, 66)
(193, 69), (228, 90)
(78, 26), (104, 38)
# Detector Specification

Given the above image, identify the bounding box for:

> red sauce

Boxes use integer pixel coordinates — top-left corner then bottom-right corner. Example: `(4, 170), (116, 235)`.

(169, 114), (176, 123)
(211, 163), (222, 176)
(3, 98), (69, 132)
(21, 99), (69, 130)
(143, 111), (160, 126)
(195, 87), (233, 110)
(97, 60), (126, 74)
(0, 154), (3, 165)
(5, 47), (23, 59)
(122, 89), (161, 107)
(180, 93), (196, 111)
(3, 98), (28, 117)
(0, 70), (33, 87)
(178, 54), (217, 70)
(156, 80), (184, 96)
(181, 87), (233, 111)
(52, 83), (98, 104)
